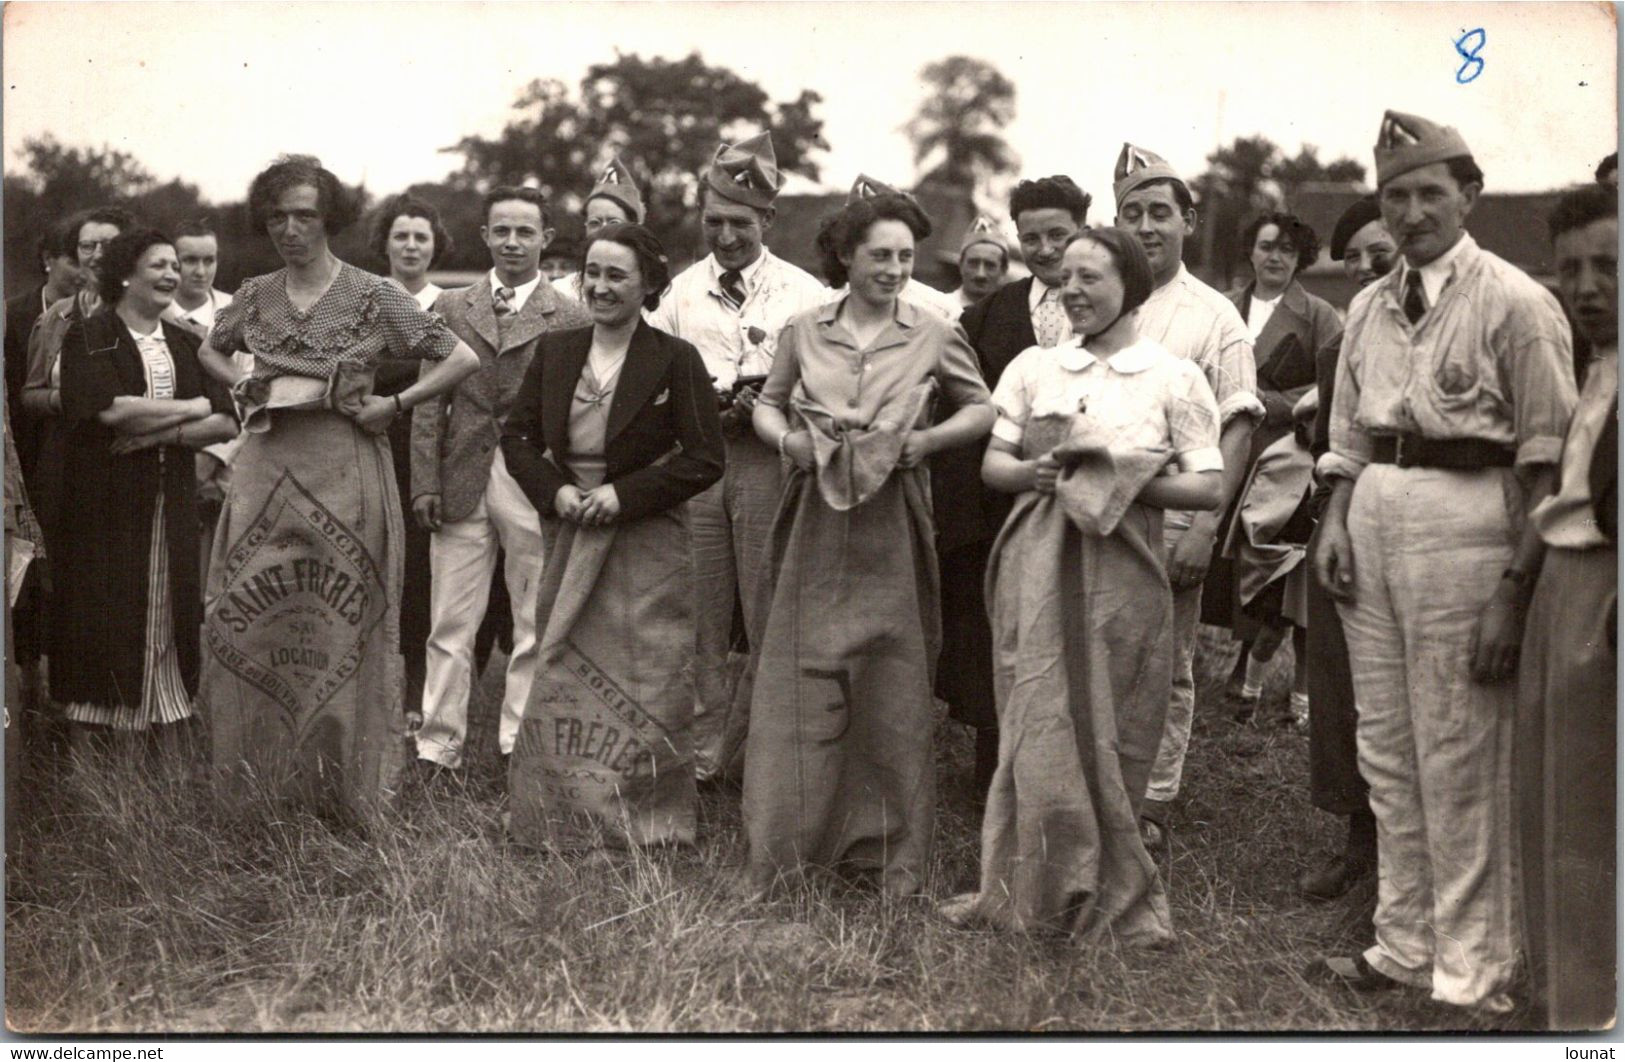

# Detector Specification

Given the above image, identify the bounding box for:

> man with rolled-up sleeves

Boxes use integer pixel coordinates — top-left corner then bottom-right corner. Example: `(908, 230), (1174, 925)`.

(1309, 110), (1577, 1014)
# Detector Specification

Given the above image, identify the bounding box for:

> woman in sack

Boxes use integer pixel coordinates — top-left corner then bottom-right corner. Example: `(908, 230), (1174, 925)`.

(196, 156), (478, 823)
(1206, 212), (1341, 725)
(500, 223), (724, 851)
(52, 228), (238, 757)
(941, 229), (1222, 944)
(744, 194), (994, 898)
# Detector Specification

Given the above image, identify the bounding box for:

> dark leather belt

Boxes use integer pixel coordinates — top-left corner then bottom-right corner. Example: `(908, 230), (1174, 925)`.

(1370, 433), (1515, 469)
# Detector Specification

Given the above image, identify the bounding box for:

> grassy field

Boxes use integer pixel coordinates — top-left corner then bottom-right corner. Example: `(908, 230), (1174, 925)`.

(4, 630), (1537, 1034)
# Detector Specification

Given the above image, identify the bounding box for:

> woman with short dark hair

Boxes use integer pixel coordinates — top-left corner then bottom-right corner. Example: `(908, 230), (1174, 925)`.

(1206, 211), (1342, 729)
(744, 194), (995, 897)
(942, 228), (1222, 943)
(196, 155), (479, 824)
(501, 223), (723, 850)
(53, 228), (238, 751)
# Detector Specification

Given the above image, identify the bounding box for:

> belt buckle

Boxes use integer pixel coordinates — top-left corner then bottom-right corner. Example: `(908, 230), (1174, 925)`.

(1394, 434), (1411, 468)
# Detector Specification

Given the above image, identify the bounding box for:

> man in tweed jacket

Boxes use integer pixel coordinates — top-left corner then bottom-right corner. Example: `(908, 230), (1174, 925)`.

(411, 186), (590, 770)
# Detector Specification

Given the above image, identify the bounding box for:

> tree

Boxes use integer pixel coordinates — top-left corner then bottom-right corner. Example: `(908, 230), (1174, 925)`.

(14, 134), (157, 217)
(445, 52), (829, 257)
(1189, 135), (1366, 285)
(905, 56), (1018, 192)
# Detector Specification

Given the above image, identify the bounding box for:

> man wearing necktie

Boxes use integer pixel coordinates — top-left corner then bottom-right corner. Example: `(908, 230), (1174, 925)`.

(944, 176), (1092, 796)
(411, 186), (590, 771)
(1310, 111), (1577, 1013)
(647, 133), (828, 782)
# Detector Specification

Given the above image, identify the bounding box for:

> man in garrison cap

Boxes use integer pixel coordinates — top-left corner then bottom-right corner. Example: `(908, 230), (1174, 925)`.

(835, 174), (964, 320)
(647, 132), (828, 782)
(1308, 110), (1576, 1012)
(949, 215), (1010, 309)
(1111, 143), (1263, 847)
(937, 174), (1092, 796)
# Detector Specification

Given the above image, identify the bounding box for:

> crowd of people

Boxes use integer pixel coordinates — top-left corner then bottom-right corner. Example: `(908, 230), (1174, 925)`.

(1, 108), (1616, 1030)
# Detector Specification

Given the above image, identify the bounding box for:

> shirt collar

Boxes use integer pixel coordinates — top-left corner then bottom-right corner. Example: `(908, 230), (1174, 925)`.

(1055, 336), (1159, 374)
(816, 292), (922, 331)
(1401, 232), (1475, 306)
(1028, 276), (1059, 312)
(708, 247), (771, 293)
(488, 270), (542, 312)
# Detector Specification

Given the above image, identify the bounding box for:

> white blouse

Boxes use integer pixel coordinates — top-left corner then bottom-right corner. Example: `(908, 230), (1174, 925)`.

(991, 336), (1224, 473)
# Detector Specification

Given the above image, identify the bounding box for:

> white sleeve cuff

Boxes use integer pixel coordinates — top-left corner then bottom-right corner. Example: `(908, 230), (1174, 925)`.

(1218, 391), (1266, 426)
(1177, 446), (1224, 473)
(991, 417), (1024, 446)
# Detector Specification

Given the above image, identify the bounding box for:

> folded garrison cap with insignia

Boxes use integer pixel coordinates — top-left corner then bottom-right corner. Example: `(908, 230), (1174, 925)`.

(587, 154), (645, 223)
(706, 132), (783, 210)
(958, 214), (1008, 256)
(1113, 142), (1186, 205)
(1374, 110), (1473, 185)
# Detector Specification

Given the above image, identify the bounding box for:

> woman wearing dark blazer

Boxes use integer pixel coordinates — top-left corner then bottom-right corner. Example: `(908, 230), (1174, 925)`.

(53, 229), (237, 752)
(500, 223), (724, 851)
(1207, 211), (1342, 724)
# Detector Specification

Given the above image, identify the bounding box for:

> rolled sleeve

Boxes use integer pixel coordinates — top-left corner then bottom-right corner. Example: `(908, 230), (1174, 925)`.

(1503, 298), (1578, 471)
(988, 348), (1033, 446)
(1168, 360), (1223, 472)
(1205, 333), (1265, 427)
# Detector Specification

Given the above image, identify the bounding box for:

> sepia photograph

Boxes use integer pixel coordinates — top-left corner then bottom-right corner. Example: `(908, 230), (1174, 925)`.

(0, 0), (1618, 1038)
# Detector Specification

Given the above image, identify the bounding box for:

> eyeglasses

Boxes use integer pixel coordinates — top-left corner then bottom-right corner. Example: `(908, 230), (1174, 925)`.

(77, 239), (110, 254)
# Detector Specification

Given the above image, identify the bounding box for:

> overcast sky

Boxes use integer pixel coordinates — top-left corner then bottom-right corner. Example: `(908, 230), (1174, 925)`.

(3, 1), (1616, 211)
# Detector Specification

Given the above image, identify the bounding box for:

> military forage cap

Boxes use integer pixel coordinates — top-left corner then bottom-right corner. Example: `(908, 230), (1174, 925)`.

(587, 154), (645, 223)
(1373, 109), (1473, 185)
(959, 214), (1008, 257)
(706, 132), (783, 210)
(1114, 142), (1186, 205)
(848, 173), (906, 203)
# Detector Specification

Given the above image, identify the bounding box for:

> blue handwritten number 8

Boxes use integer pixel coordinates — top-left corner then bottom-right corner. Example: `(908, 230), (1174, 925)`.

(1455, 28), (1486, 84)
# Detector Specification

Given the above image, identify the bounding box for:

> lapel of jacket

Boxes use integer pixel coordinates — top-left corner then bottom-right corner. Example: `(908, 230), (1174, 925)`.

(463, 276), (501, 354)
(1007, 277), (1038, 350)
(87, 312), (151, 397)
(544, 327), (593, 459)
(498, 282), (561, 355)
(605, 321), (671, 445)
(1254, 282), (1313, 378)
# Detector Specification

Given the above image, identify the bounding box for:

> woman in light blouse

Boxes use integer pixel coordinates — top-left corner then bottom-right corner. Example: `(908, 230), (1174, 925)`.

(943, 228), (1222, 944)
(745, 193), (994, 898)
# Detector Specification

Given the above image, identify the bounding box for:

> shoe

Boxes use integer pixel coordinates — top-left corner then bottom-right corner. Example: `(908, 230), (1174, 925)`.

(1227, 692), (1259, 724)
(1298, 853), (1374, 900)
(1305, 954), (1402, 992)
(1140, 799), (1172, 852)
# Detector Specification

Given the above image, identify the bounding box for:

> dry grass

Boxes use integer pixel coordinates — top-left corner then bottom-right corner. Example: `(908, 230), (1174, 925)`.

(5, 631), (1537, 1033)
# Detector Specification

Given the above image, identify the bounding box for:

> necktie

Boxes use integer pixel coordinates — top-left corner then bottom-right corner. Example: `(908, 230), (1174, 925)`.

(494, 285), (517, 317)
(1402, 269), (1426, 325)
(718, 270), (746, 313)
(1034, 285), (1067, 348)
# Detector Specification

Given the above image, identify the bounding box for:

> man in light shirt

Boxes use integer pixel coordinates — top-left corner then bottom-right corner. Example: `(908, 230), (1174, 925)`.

(950, 215), (1009, 309)
(1310, 110), (1576, 1013)
(647, 132), (829, 782)
(160, 218), (238, 581)
(412, 186), (591, 771)
(1112, 144), (1262, 845)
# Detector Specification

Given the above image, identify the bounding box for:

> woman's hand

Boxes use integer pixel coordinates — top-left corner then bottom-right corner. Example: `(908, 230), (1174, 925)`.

(1032, 452), (1062, 495)
(352, 395), (397, 435)
(781, 430), (816, 472)
(897, 429), (935, 469)
(576, 485), (621, 527)
(554, 484), (587, 523)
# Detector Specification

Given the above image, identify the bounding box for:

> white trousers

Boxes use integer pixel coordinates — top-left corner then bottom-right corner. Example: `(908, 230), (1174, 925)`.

(1145, 524), (1201, 803)
(416, 450), (543, 767)
(1339, 464), (1519, 1008)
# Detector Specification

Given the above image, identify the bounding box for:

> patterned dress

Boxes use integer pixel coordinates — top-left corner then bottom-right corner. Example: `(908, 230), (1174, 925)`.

(202, 263), (457, 824)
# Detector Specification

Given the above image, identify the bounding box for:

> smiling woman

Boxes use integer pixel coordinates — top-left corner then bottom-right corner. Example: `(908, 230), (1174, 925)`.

(741, 194), (995, 898)
(51, 229), (239, 751)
